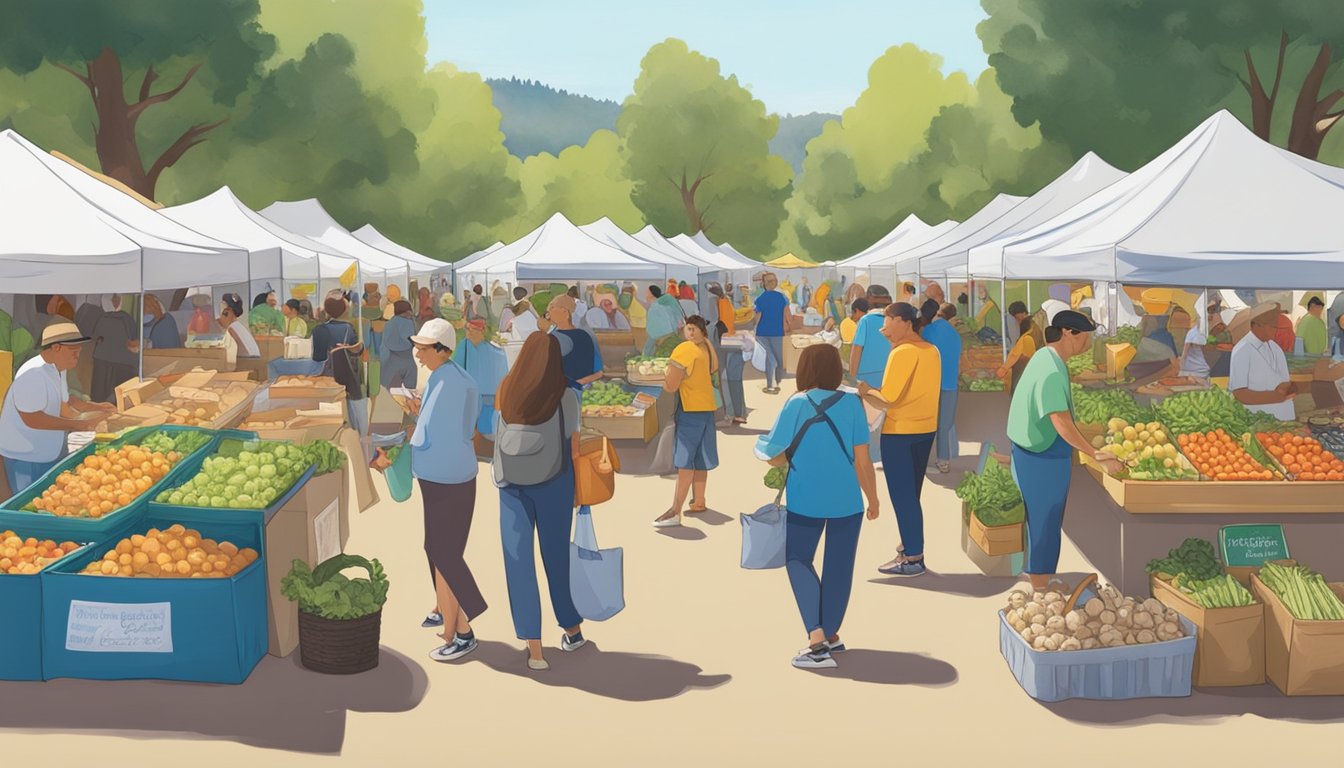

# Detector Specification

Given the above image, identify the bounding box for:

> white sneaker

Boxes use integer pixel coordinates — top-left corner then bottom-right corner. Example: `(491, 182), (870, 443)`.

(792, 646), (837, 669)
(428, 635), (478, 662)
(560, 631), (587, 652)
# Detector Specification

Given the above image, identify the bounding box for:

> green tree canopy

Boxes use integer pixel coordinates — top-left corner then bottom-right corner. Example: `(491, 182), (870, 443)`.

(618, 39), (793, 257)
(517, 129), (644, 235)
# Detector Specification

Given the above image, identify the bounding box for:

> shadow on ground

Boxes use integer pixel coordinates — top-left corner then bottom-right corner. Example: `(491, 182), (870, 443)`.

(1039, 684), (1344, 724)
(685, 509), (732, 526)
(469, 641), (731, 701)
(868, 571), (1095, 598)
(811, 650), (958, 687)
(655, 526), (708, 541)
(0, 648), (428, 754)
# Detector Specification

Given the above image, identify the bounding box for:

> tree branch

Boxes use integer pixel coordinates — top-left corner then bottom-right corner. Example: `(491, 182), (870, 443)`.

(145, 118), (227, 190)
(1268, 30), (1289, 106)
(1235, 74), (1252, 94)
(1316, 88), (1344, 118)
(54, 62), (94, 94)
(127, 63), (202, 123)
(138, 65), (159, 104)
(688, 172), (714, 200)
(1244, 49), (1266, 100)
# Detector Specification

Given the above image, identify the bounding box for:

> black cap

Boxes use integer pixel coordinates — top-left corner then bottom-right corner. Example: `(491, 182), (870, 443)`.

(1051, 309), (1097, 333)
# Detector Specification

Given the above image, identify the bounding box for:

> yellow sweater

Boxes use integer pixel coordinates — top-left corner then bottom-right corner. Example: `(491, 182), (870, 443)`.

(880, 340), (942, 434)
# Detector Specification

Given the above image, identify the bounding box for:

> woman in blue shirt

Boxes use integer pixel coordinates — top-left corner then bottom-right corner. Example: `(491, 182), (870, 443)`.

(405, 318), (487, 664)
(753, 273), (791, 394)
(759, 345), (880, 670)
(142, 294), (181, 350)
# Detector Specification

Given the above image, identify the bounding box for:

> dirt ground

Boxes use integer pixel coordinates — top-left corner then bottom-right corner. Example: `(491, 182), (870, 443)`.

(3, 385), (1342, 766)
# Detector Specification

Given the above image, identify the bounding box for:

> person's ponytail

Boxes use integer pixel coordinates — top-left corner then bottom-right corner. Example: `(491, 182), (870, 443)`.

(1045, 326), (1063, 343)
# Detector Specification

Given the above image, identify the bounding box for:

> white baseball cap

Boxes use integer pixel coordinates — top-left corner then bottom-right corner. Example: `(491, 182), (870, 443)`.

(410, 318), (456, 351)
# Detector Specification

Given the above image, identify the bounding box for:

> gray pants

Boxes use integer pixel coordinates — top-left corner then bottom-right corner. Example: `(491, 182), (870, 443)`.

(721, 348), (746, 419)
(935, 388), (959, 462)
(760, 335), (785, 389)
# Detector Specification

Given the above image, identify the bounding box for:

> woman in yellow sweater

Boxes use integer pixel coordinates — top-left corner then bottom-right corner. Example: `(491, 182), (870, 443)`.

(858, 303), (941, 577)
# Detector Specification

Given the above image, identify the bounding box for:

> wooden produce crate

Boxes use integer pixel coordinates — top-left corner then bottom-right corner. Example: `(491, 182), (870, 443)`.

(1251, 574), (1344, 696)
(1151, 575), (1266, 688)
(1080, 453), (1344, 514)
(581, 407), (657, 443)
(143, 346), (232, 375)
(268, 376), (346, 400)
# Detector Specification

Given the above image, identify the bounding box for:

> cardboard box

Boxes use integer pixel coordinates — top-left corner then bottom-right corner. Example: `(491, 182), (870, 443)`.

(264, 471), (344, 657)
(1151, 575), (1266, 687)
(143, 346), (232, 374)
(269, 376), (346, 400)
(582, 407), (658, 442)
(967, 508), (1024, 556)
(960, 503), (1022, 577)
(240, 407), (344, 443)
(1251, 574), (1344, 695)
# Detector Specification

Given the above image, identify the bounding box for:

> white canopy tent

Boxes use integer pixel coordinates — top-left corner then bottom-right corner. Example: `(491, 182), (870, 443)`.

(662, 231), (760, 275)
(353, 224), (450, 280)
(920, 153), (1127, 280)
(581, 218), (705, 283)
(0, 130), (248, 294)
(840, 214), (958, 271)
(689, 231), (759, 269)
(457, 213), (669, 286)
(450, 241), (505, 276)
(892, 194), (1027, 281)
(974, 111), (1344, 290)
(261, 199), (412, 298)
(161, 187), (357, 306)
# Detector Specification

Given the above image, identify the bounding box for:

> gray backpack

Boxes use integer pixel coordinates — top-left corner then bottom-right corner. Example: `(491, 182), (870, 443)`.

(492, 399), (567, 487)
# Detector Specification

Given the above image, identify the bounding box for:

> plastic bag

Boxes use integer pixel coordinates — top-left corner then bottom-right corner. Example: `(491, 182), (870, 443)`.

(741, 500), (787, 569)
(570, 506), (625, 621)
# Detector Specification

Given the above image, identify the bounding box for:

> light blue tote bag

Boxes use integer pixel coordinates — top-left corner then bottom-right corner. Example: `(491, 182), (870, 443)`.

(570, 505), (625, 621)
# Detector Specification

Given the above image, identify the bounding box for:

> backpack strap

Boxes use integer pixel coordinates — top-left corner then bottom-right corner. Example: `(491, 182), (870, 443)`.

(783, 390), (851, 471)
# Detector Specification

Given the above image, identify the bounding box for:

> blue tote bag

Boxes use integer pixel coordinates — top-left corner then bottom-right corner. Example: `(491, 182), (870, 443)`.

(569, 505), (625, 621)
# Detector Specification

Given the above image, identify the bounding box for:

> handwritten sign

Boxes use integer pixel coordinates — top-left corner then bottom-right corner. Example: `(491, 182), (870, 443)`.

(65, 600), (173, 653)
(1220, 524), (1290, 568)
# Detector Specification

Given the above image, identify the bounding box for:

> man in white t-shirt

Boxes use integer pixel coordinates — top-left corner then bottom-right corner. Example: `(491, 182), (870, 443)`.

(1229, 302), (1296, 421)
(0, 323), (112, 493)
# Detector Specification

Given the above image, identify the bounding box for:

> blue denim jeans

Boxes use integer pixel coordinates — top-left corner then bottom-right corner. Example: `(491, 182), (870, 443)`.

(879, 432), (935, 558)
(722, 349), (746, 419)
(760, 335), (785, 388)
(1010, 437), (1073, 576)
(498, 464), (581, 640)
(3, 457), (60, 496)
(785, 511), (863, 638)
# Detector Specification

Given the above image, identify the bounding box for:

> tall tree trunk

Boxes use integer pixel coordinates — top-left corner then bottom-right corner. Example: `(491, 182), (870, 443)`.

(1287, 43), (1343, 160)
(87, 48), (153, 197)
(1242, 32), (1289, 141)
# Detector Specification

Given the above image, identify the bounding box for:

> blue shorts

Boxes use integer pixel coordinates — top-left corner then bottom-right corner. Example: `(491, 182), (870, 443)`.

(673, 409), (719, 471)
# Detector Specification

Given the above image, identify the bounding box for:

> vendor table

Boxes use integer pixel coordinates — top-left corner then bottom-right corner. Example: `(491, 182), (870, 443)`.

(268, 358), (326, 380)
(1062, 463), (1344, 594)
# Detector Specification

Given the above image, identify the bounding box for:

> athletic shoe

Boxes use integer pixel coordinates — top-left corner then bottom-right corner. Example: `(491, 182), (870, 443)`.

(560, 631), (587, 652)
(428, 635), (478, 662)
(878, 559), (927, 577)
(792, 645), (837, 669)
(422, 610), (443, 628)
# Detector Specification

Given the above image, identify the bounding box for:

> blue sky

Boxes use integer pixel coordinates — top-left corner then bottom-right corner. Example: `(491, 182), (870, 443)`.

(423, 0), (989, 115)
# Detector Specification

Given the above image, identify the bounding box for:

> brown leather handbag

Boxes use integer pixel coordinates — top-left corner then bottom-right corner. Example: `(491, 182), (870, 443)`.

(574, 434), (620, 506)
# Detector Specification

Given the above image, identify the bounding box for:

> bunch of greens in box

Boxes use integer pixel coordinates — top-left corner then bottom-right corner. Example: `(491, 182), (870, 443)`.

(1258, 561), (1344, 620)
(955, 460), (1024, 526)
(1145, 537), (1221, 582)
(1072, 384), (1154, 425)
(1066, 354), (1095, 376)
(282, 554), (389, 620)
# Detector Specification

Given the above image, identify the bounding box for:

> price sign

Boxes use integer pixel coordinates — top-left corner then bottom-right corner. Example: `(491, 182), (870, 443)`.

(65, 600), (173, 653)
(1219, 524), (1290, 568)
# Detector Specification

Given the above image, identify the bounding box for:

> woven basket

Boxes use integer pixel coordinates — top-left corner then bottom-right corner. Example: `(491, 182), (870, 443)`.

(297, 609), (382, 674)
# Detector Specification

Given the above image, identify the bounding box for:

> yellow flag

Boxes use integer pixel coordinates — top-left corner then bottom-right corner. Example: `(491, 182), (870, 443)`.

(339, 262), (358, 289)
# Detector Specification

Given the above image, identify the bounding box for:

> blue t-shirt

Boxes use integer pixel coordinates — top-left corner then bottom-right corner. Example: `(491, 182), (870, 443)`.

(760, 390), (869, 518)
(852, 312), (891, 387)
(555, 328), (600, 390)
(754, 290), (788, 338)
(921, 318), (962, 392)
(411, 361), (480, 484)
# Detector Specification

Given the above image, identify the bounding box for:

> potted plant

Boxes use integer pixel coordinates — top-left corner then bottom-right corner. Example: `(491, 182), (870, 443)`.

(282, 554), (389, 674)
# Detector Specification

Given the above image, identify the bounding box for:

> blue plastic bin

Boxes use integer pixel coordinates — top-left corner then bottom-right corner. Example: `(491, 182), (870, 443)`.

(40, 514), (268, 684)
(0, 426), (219, 539)
(999, 610), (1196, 701)
(147, 465), (316, 527)
(0, 536), (91, 681)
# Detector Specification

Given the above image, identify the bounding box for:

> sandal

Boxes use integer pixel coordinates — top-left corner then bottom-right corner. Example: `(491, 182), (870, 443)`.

(687, 502), (708, 513)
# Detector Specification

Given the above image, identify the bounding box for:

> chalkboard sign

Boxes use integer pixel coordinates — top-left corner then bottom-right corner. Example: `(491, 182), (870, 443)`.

(1219, 524), (1290, 567)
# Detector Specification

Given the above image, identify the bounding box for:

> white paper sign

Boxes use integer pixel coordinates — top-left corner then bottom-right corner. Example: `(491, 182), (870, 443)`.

(315, 498), (341, 563)
(65, 600), (173, 653)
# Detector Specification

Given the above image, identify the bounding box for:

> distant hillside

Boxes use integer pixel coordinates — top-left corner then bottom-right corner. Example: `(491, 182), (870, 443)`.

(772, 112), (838, 175)
(487, 77), (621, 158)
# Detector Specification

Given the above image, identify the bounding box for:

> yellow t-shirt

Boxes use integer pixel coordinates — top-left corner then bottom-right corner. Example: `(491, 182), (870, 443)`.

(670, 340), (716, 412)
(840, 317), (858, 344)
(879, 340), (942, 434)
(1010, 333), (1036, 360)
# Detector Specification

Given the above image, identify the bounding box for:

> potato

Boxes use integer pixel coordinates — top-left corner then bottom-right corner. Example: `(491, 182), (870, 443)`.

(1045, 615), (1067, 633)
(1081, 638), (1101, 650)
(1116, 607), (1132, 626)
(1142, 598), (1164, 616)
(1033, 635), (1049, 650)
(1099, 609), (1117, 626)
(1024, 602), (1044, 619)
(1031, 613), (1047, 627)
(1073, 625), (1094, 640)
(1059, 637), (1082, 651)
(1043, 591), (1062, 605)
(1042, 635), (1060, 651)
(1020, 627), (1034, 643)
(1047, 601), (1067, 617)
(1124, 632), (1137, 645)
(1065, 610), (1085, 632)
(1084, 598), (1105, 618)
(1136, 629), (1156, 644)
(1133, 610), (1155, 629)
(1007, 590), (1028, 610)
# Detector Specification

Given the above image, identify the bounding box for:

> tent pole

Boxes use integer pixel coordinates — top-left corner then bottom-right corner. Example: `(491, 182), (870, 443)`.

(1000, 277), (1008, 362)
(137, 255), (145, 381)
(1109, 282), (1119, 336)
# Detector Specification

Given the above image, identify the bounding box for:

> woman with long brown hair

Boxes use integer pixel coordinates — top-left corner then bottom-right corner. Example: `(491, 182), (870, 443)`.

(493, 332), (585, 671)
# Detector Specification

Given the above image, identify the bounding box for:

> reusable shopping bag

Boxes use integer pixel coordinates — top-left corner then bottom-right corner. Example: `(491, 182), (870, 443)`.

(570, 505), (625, 621)
(740, 489), (788, 570)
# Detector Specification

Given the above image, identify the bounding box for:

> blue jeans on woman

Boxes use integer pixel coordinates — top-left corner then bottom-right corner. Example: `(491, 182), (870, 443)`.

(879, 432), (935, 558)
(1010, 436), (1073, 575)
(760, 335), (785, 389)
(786, 511), (863, 638)
(721, 346), (746, 419)
(498, 455), (581, 640)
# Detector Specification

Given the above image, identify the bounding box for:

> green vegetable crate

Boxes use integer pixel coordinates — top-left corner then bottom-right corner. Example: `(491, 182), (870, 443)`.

(1151, 575), (1265, 688)
(1251, 569), (1344, 695)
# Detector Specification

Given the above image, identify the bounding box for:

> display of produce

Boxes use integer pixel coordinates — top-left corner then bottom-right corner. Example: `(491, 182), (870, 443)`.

(583, 381), (634, 407)
(1176, 430), (1278, 481)
(1154, 387), (1294, 437)
(763, 466), (786, 490)
(78, 524), (258, 578)
(626, 356), (670, 378)
(1257, 561), (1344, 621)
(1145, 537), (1223, 581)
(1072, 385), (1154, 425)
(272, 375), (338, 388)
(954, 461), (1023, 526)
(155, 439), (319, 510)
(0, 532), (81, 574)
(23, 430), (210, 517)
(1173, 573), (1257, 609)
(1305, 418), (1344, 461)
(1002, 583), (1188, 651)
(1099, 325), (1142, 349)
(1257, 431), (1344, 481)
(1067, 355), (1096, 376)
(967, 378), (1005, 392)
(282, 554), (389, 620)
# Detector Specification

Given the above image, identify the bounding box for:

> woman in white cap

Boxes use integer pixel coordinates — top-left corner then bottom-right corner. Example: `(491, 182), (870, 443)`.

(0, 323), (112, 493)
(405, 318), (488, 663)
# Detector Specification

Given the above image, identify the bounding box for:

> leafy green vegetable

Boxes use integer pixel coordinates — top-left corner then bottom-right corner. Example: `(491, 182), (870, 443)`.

(1178, 573), (1256, 609)
(967, 378), (1005, 392)
(955, 460), (1022, 523)
(1066, 354), (1095, 376)
(763, 466), (785, 490)
(1154, 388), (1258, 437)
(1259, 561), (1344, 621)
(1145, 537), (1221, 581)
(1072, 385), (1154, 425)
(282, 554), (389, 621)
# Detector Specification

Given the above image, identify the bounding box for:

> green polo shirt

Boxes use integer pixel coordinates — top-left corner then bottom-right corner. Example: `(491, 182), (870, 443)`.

(1298, 313), (1327, 355)
(1007, 347), (1073, 452)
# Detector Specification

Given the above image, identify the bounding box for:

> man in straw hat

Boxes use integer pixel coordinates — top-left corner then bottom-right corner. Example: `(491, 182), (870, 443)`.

(0, 323), (113, 494)
(1229, 302), (1296, 421)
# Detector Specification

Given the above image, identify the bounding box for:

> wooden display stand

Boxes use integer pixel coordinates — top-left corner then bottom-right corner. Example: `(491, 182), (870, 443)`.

(582, 407), (658, 442)
(1080, 452), (1344, 514)
(143, 347), (232, 375)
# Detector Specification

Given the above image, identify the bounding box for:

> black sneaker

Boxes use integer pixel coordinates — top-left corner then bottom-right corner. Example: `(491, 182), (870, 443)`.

(792, 645), (837, 669)
(422, 610), (444, 628)
(428, 635), (478, 662)
(560, 631), (587, 652)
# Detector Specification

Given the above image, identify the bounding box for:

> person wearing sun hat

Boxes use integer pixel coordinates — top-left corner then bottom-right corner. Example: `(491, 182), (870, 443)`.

(0, 322), (113, 494)
(1230, 302), (1296, 421)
